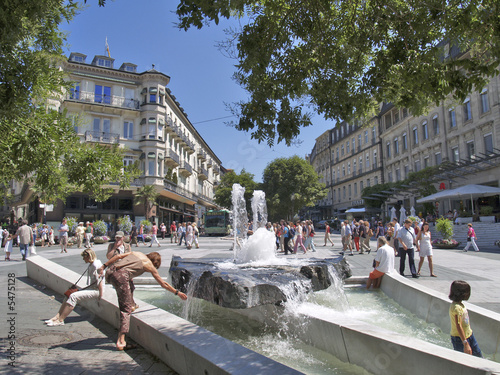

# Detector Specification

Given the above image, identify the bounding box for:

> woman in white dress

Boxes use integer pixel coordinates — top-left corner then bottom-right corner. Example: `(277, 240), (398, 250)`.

(416, 222), (437, 277)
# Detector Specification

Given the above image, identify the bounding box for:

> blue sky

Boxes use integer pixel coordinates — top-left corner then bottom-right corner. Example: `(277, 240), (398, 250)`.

(62, 0), (336, 182)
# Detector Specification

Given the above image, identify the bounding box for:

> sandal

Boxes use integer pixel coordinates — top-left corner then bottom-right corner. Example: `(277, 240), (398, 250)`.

(431, 274), (437, 277)
(117, 343), (137, 351)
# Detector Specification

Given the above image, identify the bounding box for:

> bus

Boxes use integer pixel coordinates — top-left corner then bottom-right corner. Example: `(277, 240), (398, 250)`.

(204, 209), (231, 236)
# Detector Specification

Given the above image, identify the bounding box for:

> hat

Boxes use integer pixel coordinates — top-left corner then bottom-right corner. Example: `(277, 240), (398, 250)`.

(115, 231), (124, 238)
(86, 221), (90, 224)
(79, 222), (84, 225)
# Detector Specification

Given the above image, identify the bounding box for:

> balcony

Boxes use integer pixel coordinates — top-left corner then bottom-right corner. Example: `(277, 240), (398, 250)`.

(197, 166), (208, 180)
(165, 149), (180, 167)
(66, 91), (140, 110)
(206, 160), (213, 169)
(85, 131), (120, 144)
(213, 165), (220, 175)
(164, 180), (195, 201)
(179, 161), (193, 177)
(165, 116), (176, 135)
(197, 149), (207, 161)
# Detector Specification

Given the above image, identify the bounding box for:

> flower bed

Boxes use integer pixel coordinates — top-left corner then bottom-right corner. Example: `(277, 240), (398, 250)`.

(432, 238), (460, 249)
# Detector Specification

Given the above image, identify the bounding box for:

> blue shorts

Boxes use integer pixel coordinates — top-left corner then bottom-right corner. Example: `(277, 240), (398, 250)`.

(451, 333), (483, 357)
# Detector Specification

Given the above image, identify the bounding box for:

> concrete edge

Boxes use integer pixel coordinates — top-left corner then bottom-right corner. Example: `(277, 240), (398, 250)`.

(26, 256), (302, 375)
(381, 272), (500, 358)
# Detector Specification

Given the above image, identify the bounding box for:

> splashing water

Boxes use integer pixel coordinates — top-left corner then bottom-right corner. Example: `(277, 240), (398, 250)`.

(251, 190), (268, 230)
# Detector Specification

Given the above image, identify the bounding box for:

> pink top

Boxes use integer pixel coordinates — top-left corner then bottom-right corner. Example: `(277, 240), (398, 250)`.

(152, 225), (158, 235)
(468, 227), (476, 238)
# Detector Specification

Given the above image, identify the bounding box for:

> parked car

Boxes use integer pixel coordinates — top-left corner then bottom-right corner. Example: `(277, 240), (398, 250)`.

(316, 220), (329, 229)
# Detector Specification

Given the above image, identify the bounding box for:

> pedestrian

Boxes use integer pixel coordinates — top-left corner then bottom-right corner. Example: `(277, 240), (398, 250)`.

(98, 251), (187, 350)
(75, 222), (85, 248)
(366, 237), (395, 289)
(416, 222), (437, 277)
(324, 222), (334, 246)
(293, 221), (307, 254)
(58, 218), (69, 253)
(303, 220), (317, 252)
(396, 219), (419, 278)
(186, 221), (193, 249)
(178, 222), (186, 246)
(385, 222), (397, 255)
(13, 220), (33, 261)
(130, 222), (138, 247)
(45, 248), (104, 326)
(279, 220), (286, 252)
(107, 231), (132, 258)
(49, 226), (55, 246)
(149, 222), (160, 247)
(3, 229), (13, 261)
(463, 223), (479, 252)
(352, 222), (360, 252)
(392, 218), (401, 251)
(170, 221), (178, 243)
(449, 280), (483, 357)
(283, 222), (293, 255)
(137, 224), (146, 245)
(84, 222), (93, 248)
(160, 222), (166, 239)
(375, 221), (385, 238)
(192, 222), (199, 248)
(288, 221), (296, 249)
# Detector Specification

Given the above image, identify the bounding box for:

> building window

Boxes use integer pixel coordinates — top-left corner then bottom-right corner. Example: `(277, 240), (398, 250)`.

(403, 108), (408, 118)
(412, 126), (418, 145)
(364, 130), (368, 144)
(338, 188), (340, 202)
(373, 150), (378, 168)
(352, 138), (355, 152)
(467, 141), (475, 160)
(150, 94), (157, 103)
(480, 88), (490, 114)
(332, 170), (335, 184)
(451, 146), (459, 163)
(342, 164), (345, 177)
(385, 113), (392, 129)
(148, 160), (155, 176)
(333, 190), (336, 202)
(347, 162), (351, 175)
(70, 82), (80, 100)
(94, 85), (111, 104)
(463, 98), (472, 122)
(367, 178), (371, 187)
(484, 133), (493, 155)
(359, 156), (363, 173)
(402, 133), (408, 150)
(422, 121), (429, 140)
(414, 160), (421, 172)
(353, 160), (357, 174)
(404, 165), (409, 178)
(123, 156), (134, 167)
(424, 156), (429, 168)
(93, 117), (111, 134)
(97, 58), (111, 67)
(358, 135), (361, 150)
(123, 121), (133, 139)
(346, 141), (350, 153)
(432, 115), (439, 135)
(366, 154), (370, 169)
(396, 169), (401, 181)
(394, 111), (400, 124)
(374, 176), (378, 185)
(348, 185), (351, 197)
(386, 142), (391, 158)
(372, 127), (376, 141)
(343, 186), (346, 199)
(449, 108), (457, 128)
(435, 152), (442, 165)
(394, 138), (399, 155)
(360, 181), (364, 191)
(354, 182), (357, 196)
(388, 171), (393, 182)
(341, 145), (344, 156)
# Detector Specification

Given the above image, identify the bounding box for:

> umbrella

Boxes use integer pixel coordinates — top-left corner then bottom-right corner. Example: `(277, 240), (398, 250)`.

(417, 184), (500, 214)
(400, 207), (407, 223)
(390, 207), (397, 221)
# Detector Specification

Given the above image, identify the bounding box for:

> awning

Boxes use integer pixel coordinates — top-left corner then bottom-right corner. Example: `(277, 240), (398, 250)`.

(345, 208), (366, 213)
(149, 87), (158, 94)
(159, 88), (165, 95)
(148, 118), (157, 124)
(147, 152), (156, 159)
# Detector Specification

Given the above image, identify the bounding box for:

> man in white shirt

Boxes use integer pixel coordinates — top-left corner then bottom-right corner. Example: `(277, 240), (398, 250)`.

(366, 237), (395, 289)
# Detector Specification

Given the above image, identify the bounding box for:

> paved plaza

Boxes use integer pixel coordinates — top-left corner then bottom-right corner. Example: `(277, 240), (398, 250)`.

(1, 232), (499, 373)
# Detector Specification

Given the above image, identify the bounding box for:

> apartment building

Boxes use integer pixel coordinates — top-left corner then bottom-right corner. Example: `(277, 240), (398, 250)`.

(10, 52), (222, 227)
(309, 73), (500, 220)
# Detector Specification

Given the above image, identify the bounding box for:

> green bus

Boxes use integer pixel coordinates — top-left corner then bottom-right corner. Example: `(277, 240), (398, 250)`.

(204, 209), (231, 236)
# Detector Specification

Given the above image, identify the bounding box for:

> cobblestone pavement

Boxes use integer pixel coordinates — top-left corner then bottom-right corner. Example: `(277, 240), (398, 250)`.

(1, 232), (499, 373)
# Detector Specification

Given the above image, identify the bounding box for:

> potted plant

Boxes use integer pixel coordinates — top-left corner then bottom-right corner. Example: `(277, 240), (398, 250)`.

(93, 220), (109, 244)
(479, 206), (495, 223)
(433, 217), (460, 249)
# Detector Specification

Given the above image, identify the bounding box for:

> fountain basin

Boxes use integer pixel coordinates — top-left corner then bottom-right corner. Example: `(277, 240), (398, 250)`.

(169, 255), (351, 309)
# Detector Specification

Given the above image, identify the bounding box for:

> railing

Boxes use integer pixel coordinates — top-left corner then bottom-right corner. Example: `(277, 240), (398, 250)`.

(198, 166), (208, 179)
(85, 131), (120, 144)
(165, 149), (180, 165)
(66, 92), (140, 110)
(213, 165), (220, 175)
(164, 180), (195, 200)
(179, 161), (193, 175)
(198, 149), (207, 160)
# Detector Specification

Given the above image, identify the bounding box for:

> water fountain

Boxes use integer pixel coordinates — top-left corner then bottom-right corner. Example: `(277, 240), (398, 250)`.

(169, 184), (350, 309)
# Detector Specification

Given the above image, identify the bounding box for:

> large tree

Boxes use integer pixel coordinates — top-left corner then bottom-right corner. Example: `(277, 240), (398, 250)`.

(176, 0), (500, 145)
(261, 156), (327, 221)
(135, 185), (160, 222)
(214, 169), (258, 212)
(0, 0), (138, 203)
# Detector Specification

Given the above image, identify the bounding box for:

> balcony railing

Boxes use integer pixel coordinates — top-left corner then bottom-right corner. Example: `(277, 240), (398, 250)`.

(66, 91), (140, 110)
(197, 166), (208, 180)
(197, 149), (207, 161)
(85, 131), (120, 144)
(165, 149), (180, 166)
(213, 165), (220, 175)
(179, 161), (193, 176)
(164, 180), (195, 201)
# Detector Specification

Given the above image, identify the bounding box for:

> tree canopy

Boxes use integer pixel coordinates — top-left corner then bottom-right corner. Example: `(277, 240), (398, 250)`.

(214, 169), (258, 212)
(0, 0), (139, 203)
(261, 156), (327, 221)
(176, 0), (500, 145)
